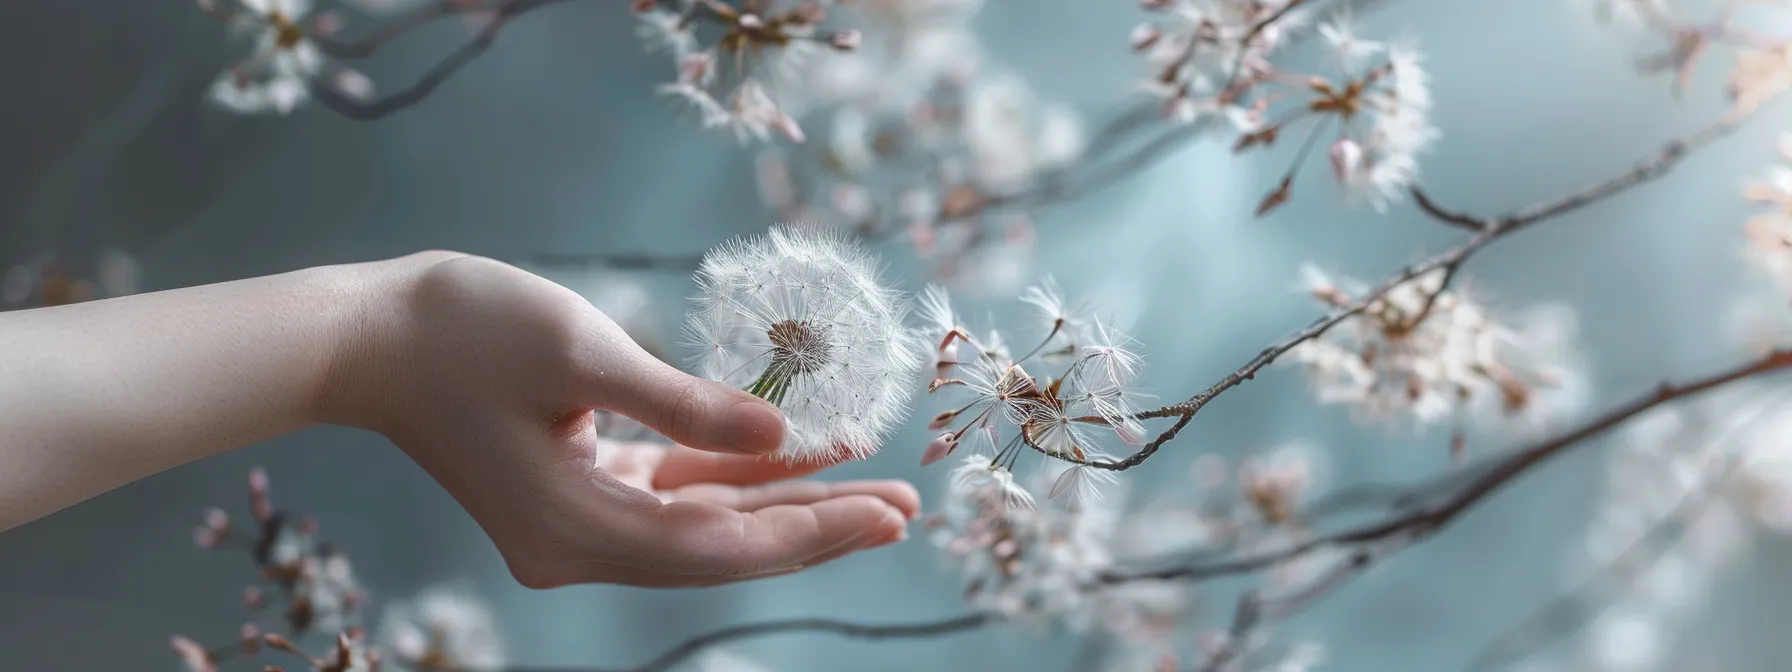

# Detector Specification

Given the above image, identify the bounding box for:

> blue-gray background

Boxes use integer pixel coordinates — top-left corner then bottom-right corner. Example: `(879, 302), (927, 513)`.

(5, 0), (1792, 669)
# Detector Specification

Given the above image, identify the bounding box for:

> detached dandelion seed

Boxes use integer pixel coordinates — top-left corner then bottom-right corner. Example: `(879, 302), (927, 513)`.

(687, 225), (924, 463)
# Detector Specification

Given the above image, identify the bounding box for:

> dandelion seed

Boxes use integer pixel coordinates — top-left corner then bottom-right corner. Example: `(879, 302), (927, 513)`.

(1048, 463), (1119, 509)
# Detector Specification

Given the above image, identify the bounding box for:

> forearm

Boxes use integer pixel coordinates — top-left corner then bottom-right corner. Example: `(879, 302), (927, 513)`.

(0, 256), (423, 531)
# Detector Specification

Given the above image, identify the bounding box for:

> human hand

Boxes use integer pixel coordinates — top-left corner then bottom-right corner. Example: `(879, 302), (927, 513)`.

(318, 252), (917, 589)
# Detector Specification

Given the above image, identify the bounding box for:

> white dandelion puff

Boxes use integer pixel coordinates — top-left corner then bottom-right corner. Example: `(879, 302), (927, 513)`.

(686, 225), (925, 463)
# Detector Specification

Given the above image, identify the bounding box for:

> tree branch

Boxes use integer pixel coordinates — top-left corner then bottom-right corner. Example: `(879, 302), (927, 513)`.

(515, 251), (706, 271)
(1460, 385), (1792, 672)
(577, 613), (995, 672)
(1102, 349), (1792, 584)
(1077, 113), (1749, 472)
(1460, 458), (1738, 672)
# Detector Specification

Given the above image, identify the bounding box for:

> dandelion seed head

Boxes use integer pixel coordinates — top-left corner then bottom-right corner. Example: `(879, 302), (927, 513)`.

(687, 225), (924, 463)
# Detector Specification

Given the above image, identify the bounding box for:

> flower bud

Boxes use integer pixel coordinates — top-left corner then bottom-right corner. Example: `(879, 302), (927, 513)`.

(921, 432), (959, 466)
(928, 409), (959, 431)
(737, 13), (764, 29)
(935, 340), (960, 369)
(239, 623), (262, 654)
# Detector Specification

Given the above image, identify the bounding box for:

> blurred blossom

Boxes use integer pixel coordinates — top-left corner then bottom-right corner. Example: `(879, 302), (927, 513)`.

(201, 0), (373, 114)
(1131, 3), (1436, 214)
(1561, 385), (1792, 670)
(635, 0), (860, 143)
(743, 0), (1084, 291)
(2, 248), (139, 310)
(1285, 265), (1588, 433)
(378, 586), (506, 671)
(1744, 133), (1792, 292)
(1585, 610), (1663, 672)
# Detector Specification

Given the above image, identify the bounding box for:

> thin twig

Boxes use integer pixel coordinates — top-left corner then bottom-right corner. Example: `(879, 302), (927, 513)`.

(199, 613), (992, 672)
(1076, 113), (1747, 472)
(310, 0), (581, 120)
(517, 251), (706, 271)
(1195, 591), (1263, 672)
(583, 613), (995, 672)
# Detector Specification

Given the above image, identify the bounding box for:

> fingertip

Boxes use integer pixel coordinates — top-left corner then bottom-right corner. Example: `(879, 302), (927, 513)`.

(857, 496), (909, 539)
(819, 494), (905, 536)
(867, 479), (922, 520)
(721, 394), (785, 455)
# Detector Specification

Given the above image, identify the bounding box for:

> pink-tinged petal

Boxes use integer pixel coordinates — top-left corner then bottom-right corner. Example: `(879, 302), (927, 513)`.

(773, 113), (805, 144)
(921, 433), (958, 466)
(171, 635), (217, 672)
(1328, 138), (1364, 183)
(333, 69), (376, 101)
(829, 29), (861, 51)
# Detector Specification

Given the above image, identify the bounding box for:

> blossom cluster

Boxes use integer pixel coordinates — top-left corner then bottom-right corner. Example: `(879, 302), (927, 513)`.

(1589, 0), (1792, 108)
(197, 0), (376, 115)
(1286, 264), (1589, 438)
(635, 0), (865, 143)
(914, 278), (1148, 510)
(751, 0), (1085, 297)
(1729, 133), (1792, 352)
(1130, 5), (1438, 213)
(1743, 134), (1792, 295)
(172, 468), (506, 672)
(925, 440), (1332, 671)
(1, 248), (139, 311)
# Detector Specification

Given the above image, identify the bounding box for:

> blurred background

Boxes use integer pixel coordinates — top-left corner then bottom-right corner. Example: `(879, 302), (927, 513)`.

(6, 0), (1792, 669)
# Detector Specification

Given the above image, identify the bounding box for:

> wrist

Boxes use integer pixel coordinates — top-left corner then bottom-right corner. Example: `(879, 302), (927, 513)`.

(310, 251), (468, 434)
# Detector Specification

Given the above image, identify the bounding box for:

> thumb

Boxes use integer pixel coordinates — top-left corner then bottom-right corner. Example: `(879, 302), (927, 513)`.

(582, 342), (786, 456)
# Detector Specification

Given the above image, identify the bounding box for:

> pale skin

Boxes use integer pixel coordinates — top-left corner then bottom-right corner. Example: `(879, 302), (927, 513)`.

(0, 251), (919, 588)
